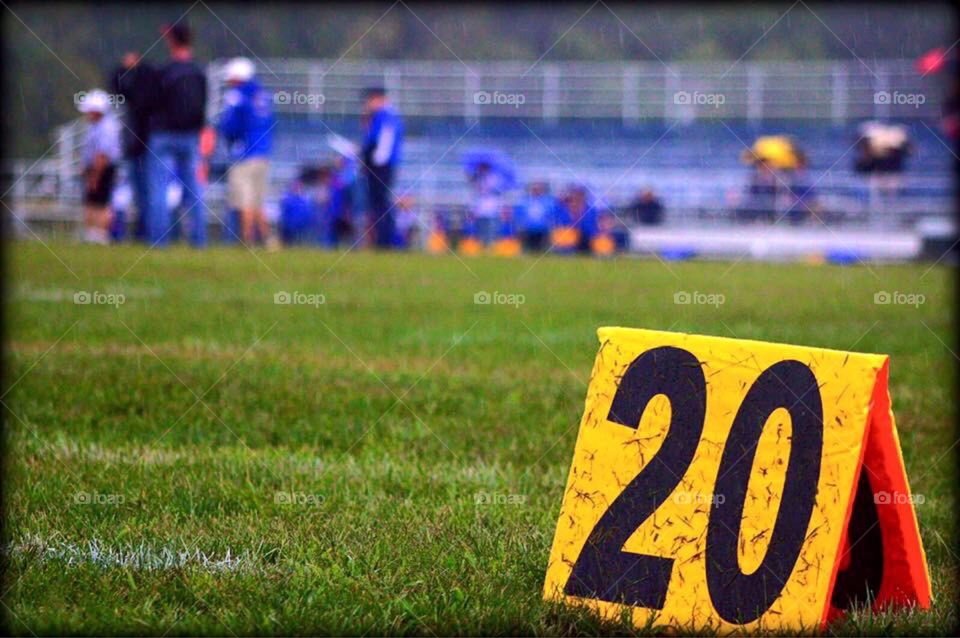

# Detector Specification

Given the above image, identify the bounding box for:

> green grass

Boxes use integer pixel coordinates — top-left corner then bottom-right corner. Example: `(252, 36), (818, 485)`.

(3, 241), (956, 635)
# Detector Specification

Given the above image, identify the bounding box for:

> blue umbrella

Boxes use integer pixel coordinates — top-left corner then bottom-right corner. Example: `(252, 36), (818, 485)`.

(461, 148), (517, 192)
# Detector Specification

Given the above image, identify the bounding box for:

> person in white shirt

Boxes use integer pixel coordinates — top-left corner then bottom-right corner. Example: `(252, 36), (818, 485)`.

(78, 89), (122, 243)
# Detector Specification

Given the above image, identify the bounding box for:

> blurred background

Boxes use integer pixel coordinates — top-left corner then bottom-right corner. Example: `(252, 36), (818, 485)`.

(3, 2), (957, 262)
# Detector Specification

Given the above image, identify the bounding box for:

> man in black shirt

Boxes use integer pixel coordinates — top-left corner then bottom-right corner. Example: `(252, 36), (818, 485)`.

(630, 189), (665, 226)
(111, 51), (155, 241)
(145, 22), (209, 247)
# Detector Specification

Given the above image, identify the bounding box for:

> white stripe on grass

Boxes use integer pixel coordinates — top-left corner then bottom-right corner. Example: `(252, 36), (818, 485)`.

(7, 536), (251, 572)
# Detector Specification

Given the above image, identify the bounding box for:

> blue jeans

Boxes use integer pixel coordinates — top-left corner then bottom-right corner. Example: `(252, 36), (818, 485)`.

(128, 155), (150, 241)
(146, 131), (207, 247)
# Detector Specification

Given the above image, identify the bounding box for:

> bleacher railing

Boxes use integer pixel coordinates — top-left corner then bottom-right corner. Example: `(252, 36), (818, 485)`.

(209, 58), (945, 124)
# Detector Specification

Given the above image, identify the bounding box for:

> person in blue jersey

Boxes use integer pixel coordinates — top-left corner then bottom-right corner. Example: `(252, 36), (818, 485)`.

(565, 185), (599, 253)
(492, 206), (522, 256)
(548, 187), (579, 254)
(329, 156), (357, 247)
(514, 180), (557, 252)
(218, 57), (276, 247)
(360, 87), (404, 249)
(279, 176), (318, 245)
(309, 165), (335, 247)
(551, 196), (573, 228)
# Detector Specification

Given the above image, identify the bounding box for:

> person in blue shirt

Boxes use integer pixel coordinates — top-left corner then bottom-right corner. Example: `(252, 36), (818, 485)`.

(551, 198), (573, 228)
(218, 57), (276, 247)
(497, 207), (516, 240)
(329, 156), (357, 247)
(460, 214), (478, 240)
(279, 175), (318, 245)
(564, 185), (599, 253)
(313, 165), (337, 247)
(296, 164), (334, 246)
(360, 87), (404, 249)
(514, 180), (558, 252)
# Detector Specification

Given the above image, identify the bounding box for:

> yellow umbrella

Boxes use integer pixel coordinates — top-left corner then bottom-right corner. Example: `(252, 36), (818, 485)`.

(740, 135), (802, 170)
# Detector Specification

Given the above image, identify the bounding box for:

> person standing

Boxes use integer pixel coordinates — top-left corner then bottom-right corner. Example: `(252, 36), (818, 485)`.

(360, 87), (404, 249)
(110, 51), (156, 241)
(77, 90), (122, 244)
(218, 57), (275, 247)
(145, 22), (209, 247)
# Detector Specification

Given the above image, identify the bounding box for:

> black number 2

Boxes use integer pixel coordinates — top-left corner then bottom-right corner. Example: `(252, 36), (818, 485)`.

(564, 346), (707, 609)
(564, 347), (824, 624)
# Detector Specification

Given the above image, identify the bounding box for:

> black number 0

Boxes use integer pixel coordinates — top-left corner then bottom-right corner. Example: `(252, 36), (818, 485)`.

(564, 347), (824, 624)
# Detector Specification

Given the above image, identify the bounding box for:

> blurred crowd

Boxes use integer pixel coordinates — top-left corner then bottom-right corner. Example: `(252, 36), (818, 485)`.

(79, 20), (414, 252)
(76, 20), (647, 258)
(75, 21), (944, 255)
(273, 163), (651, 257)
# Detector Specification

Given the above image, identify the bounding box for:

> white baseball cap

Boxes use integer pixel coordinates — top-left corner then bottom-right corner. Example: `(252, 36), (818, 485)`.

(224, 57), (255, 82)
(77, 89), (111, 114)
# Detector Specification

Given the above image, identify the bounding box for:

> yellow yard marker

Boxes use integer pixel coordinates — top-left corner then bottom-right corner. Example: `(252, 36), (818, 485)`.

(544, 327), (930, 633)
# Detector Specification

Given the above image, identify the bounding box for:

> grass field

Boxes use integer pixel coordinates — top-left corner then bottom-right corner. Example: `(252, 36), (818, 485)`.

(3, 241), (956, 635)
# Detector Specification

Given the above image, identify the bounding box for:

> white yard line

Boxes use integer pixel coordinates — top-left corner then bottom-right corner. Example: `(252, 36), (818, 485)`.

(6, 536), (252, 572)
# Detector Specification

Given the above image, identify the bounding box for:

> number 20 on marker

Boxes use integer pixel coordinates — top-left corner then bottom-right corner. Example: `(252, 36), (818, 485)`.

(544, 327), (930, 633)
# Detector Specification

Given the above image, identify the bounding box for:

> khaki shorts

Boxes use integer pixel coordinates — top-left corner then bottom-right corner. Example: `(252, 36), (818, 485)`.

(228, 158), (270, 210)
